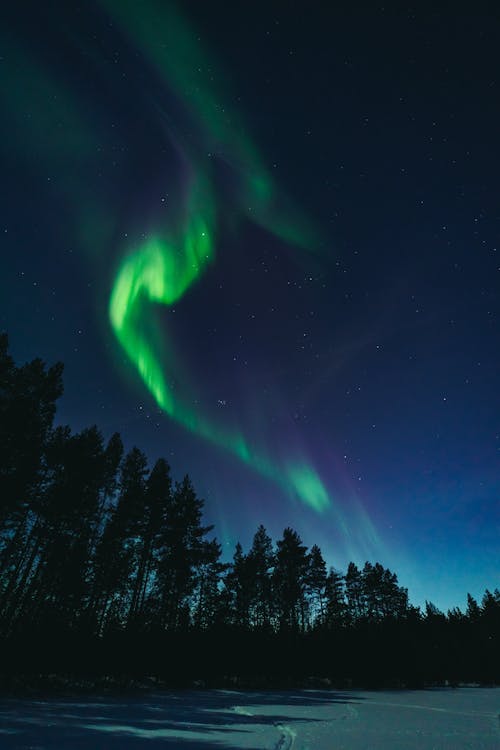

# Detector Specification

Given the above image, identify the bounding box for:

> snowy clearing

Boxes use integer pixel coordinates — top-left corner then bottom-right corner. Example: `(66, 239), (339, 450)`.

(0, 687), (498, 749)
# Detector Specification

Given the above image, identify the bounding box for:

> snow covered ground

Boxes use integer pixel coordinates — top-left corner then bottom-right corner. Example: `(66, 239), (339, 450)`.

(0, 687), (498, 749)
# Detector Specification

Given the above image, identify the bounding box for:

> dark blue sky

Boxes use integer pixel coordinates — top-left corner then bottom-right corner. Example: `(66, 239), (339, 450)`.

(1, 1), (498, 611)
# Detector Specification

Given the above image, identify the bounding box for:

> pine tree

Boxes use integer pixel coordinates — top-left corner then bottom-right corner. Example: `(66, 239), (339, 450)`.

(361, 562), (409, 621)
(247, 525), (274, 629)
(223, 542), (252, 628)
(0, 335), (64, 636)
(425, 600), (445, 621)
(306, 544), (327, 627)
(345, 562), (364, 622)
(32, 425), (110, 629)
(192, 538), (226, 629)
(273, 528), (309, 632)
(466, 593), (481, 623)
(90, 447), (148, 633)
(324, 568), (346, 628)
(155, 475), (213, 631)
(1, 425), (110, 634)
(127, 457), (172, 629)
(0, 335), (63, 537)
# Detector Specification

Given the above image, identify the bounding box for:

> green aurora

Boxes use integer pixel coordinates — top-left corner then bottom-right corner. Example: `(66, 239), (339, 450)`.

(105, 0), (331, 513)
(0, 0), (387, 560)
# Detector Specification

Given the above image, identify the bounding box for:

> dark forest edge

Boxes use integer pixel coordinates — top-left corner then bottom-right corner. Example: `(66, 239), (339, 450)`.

(0, 333), (498, 692)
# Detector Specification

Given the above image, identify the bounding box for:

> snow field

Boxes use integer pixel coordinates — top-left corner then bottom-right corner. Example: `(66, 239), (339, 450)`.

(0, 687), (498, 749)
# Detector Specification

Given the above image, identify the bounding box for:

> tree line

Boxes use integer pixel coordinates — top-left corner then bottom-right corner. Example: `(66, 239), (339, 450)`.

(0, 333), (498, 688)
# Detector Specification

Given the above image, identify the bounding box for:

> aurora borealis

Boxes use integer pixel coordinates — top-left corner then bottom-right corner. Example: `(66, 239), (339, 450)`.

(1, 1), (498, 611)
(107, 0), (330, 514)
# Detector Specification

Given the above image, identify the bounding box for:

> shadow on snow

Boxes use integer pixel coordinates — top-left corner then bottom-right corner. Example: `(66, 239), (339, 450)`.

(0, 689), (362, 748)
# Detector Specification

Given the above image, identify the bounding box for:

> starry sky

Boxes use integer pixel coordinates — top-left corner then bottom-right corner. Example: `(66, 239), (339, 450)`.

(1, 1), (499, 612)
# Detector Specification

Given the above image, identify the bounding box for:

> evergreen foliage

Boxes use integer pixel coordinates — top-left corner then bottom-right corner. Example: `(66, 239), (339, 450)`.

(0, 335), (498, 687)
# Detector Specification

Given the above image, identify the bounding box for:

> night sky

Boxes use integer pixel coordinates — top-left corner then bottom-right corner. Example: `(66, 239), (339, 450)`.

(1, 1), (499, 612)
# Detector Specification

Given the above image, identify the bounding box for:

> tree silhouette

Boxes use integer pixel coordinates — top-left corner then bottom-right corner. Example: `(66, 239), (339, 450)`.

(192, 538), (226, 629)
(345, 562), (364, 622)
(223, 542), (252, 629)
(247, 525), (274, 629)
(273, 528), (309, 632)
(155, 475), (213, 631)
(307, 544), (327, 626)
(0, 332), (498, 687)
(324, 568), (346, 629)
(0, 335), (63, 537)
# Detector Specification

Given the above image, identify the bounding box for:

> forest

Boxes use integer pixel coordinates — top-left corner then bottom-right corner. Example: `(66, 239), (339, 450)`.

(0, 333), (498, 689)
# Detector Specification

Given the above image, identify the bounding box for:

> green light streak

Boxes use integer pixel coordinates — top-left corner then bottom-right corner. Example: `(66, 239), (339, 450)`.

(110, 172), (214, 413)
(0, 1), (389, 558)
(110, 207), (330, 512)
(286, 465), (330, 514)
(105, 0), (330, 512)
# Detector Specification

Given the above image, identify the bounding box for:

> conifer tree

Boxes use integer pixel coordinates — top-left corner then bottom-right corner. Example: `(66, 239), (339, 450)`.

(0, 335), (64, 636)
(307, 544), (327, 626)
(247, 525), (274, 629)
(466, 593), (481, 623)
(193, 538), (226, 629)
(223, 542), (252, 628)
(345, 562), (365, 622)
(155, 475), (213, 631)
(127, 457), (171, 628)
(273, 528), (309, 632)
(0, 335), (63, 537)
(31, 425), (110, 629)
(90, 447), (147, 633)
(324, 568), (346, 628)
